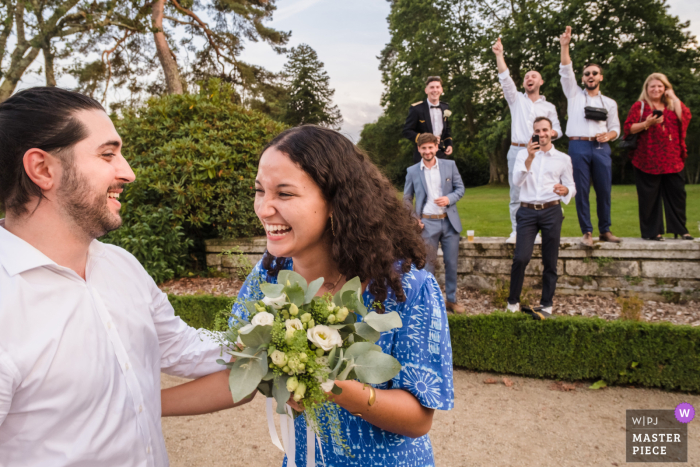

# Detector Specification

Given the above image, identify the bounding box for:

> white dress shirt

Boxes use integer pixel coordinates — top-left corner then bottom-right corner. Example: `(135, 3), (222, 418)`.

(498, 69), (562, 144)
(513, 146), (577, 205)
(0, 220), (226, 467)
(420, 159), (445, 215)
(559, 63), (621, 139)
(427, 100), (444, 137)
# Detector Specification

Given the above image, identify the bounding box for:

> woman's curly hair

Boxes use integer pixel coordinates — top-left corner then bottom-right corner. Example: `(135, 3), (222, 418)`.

(260, 125), (426, 306)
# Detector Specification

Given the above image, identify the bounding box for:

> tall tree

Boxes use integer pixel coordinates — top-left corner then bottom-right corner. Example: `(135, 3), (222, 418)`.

(362, 0), (700, 185)
(280, 44), (342, 128)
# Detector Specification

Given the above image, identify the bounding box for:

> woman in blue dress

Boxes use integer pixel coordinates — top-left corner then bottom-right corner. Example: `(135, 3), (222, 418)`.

(231, 125), (454, 467)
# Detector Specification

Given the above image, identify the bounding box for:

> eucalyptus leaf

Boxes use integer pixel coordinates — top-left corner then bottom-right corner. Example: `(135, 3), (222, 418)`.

(284, 284), (305, 307)
(341, 311), (357, 324)
(337, 357), (355, 381)
(338, 277), (362, 300)
(354, 322), (380, 343)
(260, 283), (285, 298)
(244, 302), (257, 319)
(262, 371), (275, 381)
(258, 350), (269, 378)
(345, 342), (382, 360)
(226, 350), (261, 360)
(229, 356), (264, 403)
(363, 311), (403, 332)
(354, 352), (402, 384)
(328, 324), (348, 330)
(305, 277), (324, 303)
(331, 384), (343, 395)
(239, 324), (273, 348)
(272, 375), (291, 415)
(278, 270), (308, 292)
(329, 348), (344, 380)
(258, 380), (273, 398)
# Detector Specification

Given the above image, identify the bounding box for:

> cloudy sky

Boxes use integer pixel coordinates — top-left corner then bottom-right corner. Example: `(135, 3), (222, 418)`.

(239, 0), (700, 141)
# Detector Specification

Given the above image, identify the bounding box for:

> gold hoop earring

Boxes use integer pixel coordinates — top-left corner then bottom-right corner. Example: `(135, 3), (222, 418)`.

(330, 213), (336, 237)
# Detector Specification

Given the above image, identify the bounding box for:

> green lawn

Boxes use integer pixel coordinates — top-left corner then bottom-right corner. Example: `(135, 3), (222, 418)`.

(452, 184), (700, 238)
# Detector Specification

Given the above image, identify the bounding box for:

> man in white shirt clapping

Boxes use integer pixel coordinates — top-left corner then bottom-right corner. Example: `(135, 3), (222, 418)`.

(559, 26), (622, 247)
(492, 37), (563, 245)
(0, 87), (248, 467)
(506, 117), (576, 316)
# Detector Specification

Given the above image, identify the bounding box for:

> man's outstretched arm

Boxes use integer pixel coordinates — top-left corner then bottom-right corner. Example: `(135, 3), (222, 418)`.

(161, 369), (255, 416)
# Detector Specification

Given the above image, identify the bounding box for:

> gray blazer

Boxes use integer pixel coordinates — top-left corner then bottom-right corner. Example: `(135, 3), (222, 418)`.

(403, 158), (465, 233)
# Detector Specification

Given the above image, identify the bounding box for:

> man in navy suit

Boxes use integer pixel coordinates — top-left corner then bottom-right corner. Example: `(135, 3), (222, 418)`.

(403, 76), (453, 163)
(404, 133), (465, 313)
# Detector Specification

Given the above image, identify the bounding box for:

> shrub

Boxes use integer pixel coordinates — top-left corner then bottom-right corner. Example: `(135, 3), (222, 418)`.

(169, 294), (232, 331)
(616, 295), (644, 321)
(103, 80), (286, 281)
(169, 294), (700, 392)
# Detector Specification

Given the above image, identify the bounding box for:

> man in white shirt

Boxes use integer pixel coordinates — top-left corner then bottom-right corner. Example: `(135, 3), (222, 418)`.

(559, 26), (622, 247)
(492, 38), (563, 244)
(0, 87), (246, 467)
(404, 133), (465, 313)
(506, 117), (576, 316)
(403, 76), (454, 163)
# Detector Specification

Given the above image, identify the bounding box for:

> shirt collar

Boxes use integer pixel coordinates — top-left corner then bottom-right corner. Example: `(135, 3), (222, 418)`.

(426, 99), (441, 108)
(420, 159), (439, 170)
(522, 92), (547, 103)
(0, 219), (106, 276)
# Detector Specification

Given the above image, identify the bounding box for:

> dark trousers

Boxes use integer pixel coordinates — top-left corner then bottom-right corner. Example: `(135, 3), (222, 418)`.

(569, 140), (612, 234)
(508, 204), (563, 308)
(634, 167), (689, 238)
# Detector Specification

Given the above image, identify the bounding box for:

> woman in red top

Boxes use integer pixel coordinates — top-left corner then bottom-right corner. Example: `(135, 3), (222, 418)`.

(624, 73), (693, 241)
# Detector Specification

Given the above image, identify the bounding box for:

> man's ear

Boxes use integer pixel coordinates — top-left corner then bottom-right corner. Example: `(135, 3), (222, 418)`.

(23, 148), (59, 192)
(599, 74), (604, 83)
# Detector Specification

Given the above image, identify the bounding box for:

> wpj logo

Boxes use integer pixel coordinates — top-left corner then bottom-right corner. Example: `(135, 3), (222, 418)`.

(626, 408), (689, 463)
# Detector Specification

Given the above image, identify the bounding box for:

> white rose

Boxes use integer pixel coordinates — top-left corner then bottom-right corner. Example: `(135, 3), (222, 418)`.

(251, 311), (275, 326)
(262, 294), (286, 309)
(285, 318), (304, 332)
(443, 109), (452, 118)
(270, 350), (288, 367)
(320, 379), (335, 392)
(306, 325), (343, 351)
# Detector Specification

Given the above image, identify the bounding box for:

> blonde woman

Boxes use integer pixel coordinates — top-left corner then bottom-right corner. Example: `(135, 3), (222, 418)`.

(623, 73), (693, 241)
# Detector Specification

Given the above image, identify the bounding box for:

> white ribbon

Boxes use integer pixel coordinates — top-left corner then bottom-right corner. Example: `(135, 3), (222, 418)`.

(265, 397), (325, 467)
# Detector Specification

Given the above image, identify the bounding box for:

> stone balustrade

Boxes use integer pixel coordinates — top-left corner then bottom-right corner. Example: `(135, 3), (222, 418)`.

(205, 237), (700, 301)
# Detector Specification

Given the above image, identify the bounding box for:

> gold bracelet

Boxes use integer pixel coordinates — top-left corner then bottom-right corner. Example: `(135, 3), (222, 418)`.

(363, 384), (377, 407)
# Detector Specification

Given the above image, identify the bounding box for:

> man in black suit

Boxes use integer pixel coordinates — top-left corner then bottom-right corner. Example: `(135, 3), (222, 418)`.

(403, 76), (453, 163)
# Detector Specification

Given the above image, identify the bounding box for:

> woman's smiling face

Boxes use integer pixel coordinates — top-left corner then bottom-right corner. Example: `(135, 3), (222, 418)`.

(254, 147), (331, 259)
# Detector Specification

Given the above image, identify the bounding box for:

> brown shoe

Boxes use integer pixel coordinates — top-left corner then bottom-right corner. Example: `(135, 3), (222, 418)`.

(446, 301), (466, 314)
(580, 232), (594, 247)
(599, 231), (622, 243)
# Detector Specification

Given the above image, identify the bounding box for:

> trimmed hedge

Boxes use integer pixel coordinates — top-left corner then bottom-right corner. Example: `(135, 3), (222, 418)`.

(170, 294), (700, 392)
(449, 313), (700, 393)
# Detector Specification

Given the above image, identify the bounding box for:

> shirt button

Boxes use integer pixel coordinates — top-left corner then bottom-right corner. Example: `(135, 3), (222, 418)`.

(147, 446), (151, 454)
(125, 363), (130, 371)
(139, 405), (143, 413)
(107, 322), (112, 329)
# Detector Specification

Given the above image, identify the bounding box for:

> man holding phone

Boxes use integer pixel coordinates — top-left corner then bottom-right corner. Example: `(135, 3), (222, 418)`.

(559, 26), (621, 247)
(492, 38), (562, 244)
(506, 117), (576, 315)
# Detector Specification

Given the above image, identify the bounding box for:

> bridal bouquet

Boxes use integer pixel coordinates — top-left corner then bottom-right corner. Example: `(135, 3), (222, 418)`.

(218, 270), (403, 450)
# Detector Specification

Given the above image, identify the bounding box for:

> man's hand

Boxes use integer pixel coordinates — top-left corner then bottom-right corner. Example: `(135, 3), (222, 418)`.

(595, 131), (615, 143)
(418, 220), (425, 230)
(527, 139), (540, 158)
(492, 37), (504, 56)
(560, 26), (572, 47)
(444, 146), (453, 156)
(435, 135), (441, 145)
(435, 196), (450, 207)
(553, 184), (569, 197)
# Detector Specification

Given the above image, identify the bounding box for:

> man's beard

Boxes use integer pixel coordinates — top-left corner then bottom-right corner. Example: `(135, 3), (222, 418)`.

(57, 165), (122, 240)
(584, 81), (599, 91)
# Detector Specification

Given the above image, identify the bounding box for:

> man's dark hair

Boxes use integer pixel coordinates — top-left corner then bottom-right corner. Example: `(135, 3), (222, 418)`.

(583, 63), (603, 74)
(417, 133), (439, 147)
(425, 76), (442, 86)
(534, 116), (553, 129)
(0, 87), (104, 216)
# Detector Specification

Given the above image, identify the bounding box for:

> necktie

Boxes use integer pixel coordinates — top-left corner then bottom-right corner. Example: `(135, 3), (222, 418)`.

(430, 105), (440, 109)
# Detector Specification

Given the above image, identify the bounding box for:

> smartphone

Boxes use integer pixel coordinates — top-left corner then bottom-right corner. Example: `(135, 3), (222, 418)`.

(652, 109), (663, 118)
(532, 135), (540, 145)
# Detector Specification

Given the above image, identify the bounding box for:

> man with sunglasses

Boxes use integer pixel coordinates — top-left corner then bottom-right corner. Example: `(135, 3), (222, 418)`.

(493, 37), (563, 245)
(560, 25), (621, 247)
(403, 76), (454, 163)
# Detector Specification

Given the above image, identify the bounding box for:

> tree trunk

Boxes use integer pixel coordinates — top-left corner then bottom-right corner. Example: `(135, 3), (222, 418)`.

(0, 46), (40, 101)
(43, 43), (56, 87)
(488, 135), (510, 184)
(152, 0), (183, 95)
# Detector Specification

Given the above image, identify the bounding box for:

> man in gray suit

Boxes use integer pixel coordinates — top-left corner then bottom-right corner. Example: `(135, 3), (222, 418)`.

(404, 133), (466, 313)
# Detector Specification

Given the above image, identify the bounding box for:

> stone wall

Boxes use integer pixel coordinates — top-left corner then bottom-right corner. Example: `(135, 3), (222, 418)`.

(205, 237), (700, 301)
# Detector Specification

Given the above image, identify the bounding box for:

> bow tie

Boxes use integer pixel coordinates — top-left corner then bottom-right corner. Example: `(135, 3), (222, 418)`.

(430, 105), (441, 109)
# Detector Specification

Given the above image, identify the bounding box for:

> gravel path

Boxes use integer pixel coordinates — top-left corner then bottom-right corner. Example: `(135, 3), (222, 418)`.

(162, 371), (700, 467)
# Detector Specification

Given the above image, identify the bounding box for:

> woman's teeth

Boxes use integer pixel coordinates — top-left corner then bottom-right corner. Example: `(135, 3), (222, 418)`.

(108, 192), (120, 199)
(266, 224), (292, 236)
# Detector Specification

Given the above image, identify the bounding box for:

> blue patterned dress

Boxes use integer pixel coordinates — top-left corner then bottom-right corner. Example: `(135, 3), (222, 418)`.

(231, 258), (454, 467)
